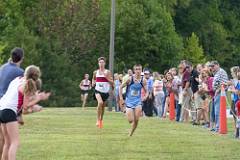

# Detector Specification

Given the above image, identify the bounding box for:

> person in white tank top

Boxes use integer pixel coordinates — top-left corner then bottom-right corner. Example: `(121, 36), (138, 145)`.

(0, 65), (50, 160)
(92, 57), (113, 128)
(79, 74), (91, 109)
(0, 77), (24, 114)
(95, 70), (111, 93)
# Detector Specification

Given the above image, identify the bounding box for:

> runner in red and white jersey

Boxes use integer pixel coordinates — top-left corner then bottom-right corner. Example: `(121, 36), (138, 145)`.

(79, 74), (91, 109)
(92, 57), (113, 128)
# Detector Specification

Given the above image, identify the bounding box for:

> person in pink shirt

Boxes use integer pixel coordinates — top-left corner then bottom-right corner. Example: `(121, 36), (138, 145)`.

(153, 72), (165, 117)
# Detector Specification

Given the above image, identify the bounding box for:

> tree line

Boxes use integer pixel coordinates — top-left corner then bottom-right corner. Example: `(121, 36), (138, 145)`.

(0, 0), (239, 106)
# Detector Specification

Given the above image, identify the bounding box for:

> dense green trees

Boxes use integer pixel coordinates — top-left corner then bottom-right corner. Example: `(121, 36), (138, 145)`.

(174, 0), (240, 68)
(115, 0), (183, 71)
(0, 0), (239, 106)
(182, 33), (205, 65)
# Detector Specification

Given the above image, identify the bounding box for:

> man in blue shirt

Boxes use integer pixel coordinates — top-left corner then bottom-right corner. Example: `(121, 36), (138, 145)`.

(0, 47), (24, 98)
(144, 70), (154, 93)
(0, 47), (24, 157)
(142, 69), (154, 116)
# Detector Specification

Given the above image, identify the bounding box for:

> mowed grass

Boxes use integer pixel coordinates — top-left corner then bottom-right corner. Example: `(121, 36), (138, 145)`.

(18, 108), (239, 160)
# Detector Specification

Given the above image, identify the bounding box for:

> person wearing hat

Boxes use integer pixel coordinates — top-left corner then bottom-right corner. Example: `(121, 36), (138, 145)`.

(209, 60), (228, 132)
(143, 69), (154, 93)
(142, 69), (154, 116)
(0, 47), (24, 157)
(122, 69), (133, 100)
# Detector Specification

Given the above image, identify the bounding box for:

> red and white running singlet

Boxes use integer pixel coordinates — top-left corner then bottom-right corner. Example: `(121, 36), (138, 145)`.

(95, 70), (110, 93)
(0, 77), (24, 113)
(81, 80), (91, 91)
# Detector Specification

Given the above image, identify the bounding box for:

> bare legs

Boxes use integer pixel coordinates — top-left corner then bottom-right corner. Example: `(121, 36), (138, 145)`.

(95, 94), (106, 128)
(1, 122), (19, 160)
(126, 106), (142, 136)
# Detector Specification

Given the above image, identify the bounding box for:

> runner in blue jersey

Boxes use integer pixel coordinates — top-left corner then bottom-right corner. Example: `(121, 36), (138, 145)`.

(119, 64), (148, 136)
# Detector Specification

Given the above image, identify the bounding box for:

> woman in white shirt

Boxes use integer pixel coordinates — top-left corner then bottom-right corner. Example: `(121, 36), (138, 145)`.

(153, 72), (165, 117)
(0, 65), (50, 160)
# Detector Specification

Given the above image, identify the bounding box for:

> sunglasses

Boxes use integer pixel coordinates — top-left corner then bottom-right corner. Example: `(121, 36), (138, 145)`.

(135, 68), (142, 70)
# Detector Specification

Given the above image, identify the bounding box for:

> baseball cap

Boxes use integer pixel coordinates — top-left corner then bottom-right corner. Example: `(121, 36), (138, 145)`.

(209, 60), (219, 67)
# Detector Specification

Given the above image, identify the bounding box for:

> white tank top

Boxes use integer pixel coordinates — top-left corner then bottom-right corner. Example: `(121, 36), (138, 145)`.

(0, 77), (24, 113)
(95, 70), (110, 93)
(81, 80), (91, 91)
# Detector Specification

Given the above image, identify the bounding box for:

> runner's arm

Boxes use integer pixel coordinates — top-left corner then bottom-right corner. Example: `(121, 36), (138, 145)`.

(106, 70), (114, 85)
(92, 71), (97, 87)
(79, 80), (83, 89)
(106, 70), (114, 89)
(89, 80), (92, 90)
(119, 78), (131, 100)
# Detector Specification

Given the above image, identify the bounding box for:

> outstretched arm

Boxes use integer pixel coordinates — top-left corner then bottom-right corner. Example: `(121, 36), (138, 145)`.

(119, 78), (130, 108)
(22, 92), (50, 113)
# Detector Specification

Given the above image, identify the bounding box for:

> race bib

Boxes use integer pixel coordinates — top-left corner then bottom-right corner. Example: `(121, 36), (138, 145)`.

(98, 84), (104, 88)
(131, 90), (139, 96)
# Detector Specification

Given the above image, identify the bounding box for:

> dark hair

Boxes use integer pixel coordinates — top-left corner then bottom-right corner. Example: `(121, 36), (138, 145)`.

(143, 68), (151, 73)
(98, 57), (106, 62)
(11, 47), (24, 63)
(164, 70), (169, 75)
(165, 72), (174, 80)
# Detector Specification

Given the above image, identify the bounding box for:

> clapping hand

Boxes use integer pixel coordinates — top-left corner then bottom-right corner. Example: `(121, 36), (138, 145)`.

(37, 91), (51, 101)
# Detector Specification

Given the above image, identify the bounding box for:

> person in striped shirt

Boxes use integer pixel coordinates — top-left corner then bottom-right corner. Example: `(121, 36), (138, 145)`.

(209, 61), (228, 132)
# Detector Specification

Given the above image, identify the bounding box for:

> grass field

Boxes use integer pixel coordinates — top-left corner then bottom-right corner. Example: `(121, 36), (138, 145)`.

(18, 108), (239, 160)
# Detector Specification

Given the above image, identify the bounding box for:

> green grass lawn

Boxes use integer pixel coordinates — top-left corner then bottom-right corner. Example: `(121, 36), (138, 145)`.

(18, 108), (239, 160)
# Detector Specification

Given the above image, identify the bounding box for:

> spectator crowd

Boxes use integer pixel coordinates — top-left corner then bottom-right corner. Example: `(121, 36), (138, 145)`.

(112, 60), (240, 138)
